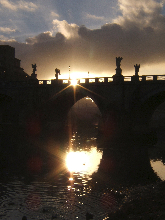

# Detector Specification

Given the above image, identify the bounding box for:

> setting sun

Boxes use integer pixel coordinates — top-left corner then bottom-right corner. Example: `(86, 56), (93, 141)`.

(70, 79), (78, 86)
(71, 71), (89, 79)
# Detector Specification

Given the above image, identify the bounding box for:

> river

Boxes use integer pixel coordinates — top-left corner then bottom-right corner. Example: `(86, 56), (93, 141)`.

(0, 130), (165, 220)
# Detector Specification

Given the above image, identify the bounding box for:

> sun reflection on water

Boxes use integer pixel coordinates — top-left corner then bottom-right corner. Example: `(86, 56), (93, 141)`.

(66, 147), (103, 175)
(65, 146), (103, 194)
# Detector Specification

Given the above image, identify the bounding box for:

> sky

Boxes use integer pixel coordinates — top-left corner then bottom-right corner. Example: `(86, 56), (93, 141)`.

(1, 0), (165, 79)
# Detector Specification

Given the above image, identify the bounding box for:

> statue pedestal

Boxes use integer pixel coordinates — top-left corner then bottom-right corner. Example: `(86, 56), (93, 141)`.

(131, 75), (139, 82)
(113, 68), (124, 82)
(113, 74), (124, 82)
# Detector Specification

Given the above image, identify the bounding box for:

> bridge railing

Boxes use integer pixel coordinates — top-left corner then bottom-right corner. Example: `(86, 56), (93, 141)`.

(1, 75), (165, 87)
(123, 75), (165, 82)
(38, 77), (114, 85)
(36, 75), (165, 85)
(79, 77), (113, 83)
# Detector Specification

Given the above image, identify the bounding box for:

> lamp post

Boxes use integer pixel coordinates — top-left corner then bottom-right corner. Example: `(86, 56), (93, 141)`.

(69, 66), (70, 80)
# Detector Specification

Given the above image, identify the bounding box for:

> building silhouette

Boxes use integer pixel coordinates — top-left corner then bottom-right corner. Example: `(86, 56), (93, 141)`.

(0, 45), (29, 81)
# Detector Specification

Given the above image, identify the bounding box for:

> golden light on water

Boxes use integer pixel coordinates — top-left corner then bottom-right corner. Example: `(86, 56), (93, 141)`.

(66, 147), (103, 175)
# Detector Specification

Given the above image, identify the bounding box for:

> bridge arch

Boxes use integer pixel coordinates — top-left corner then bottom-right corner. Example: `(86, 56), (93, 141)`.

(67, 96), (102, 138)
(139, 90), (165, 124)
(37, 86), (108, 140)
(127, 90), (165, 147)
(41, 85), (106, 122)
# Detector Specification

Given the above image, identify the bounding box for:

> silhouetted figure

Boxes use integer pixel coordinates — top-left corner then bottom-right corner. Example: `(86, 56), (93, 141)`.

(134, 64), (140, 76)
(114, 57), (123, 79)
(86, 212), (93, 220)
(32, 64), (37, 74)
(116, 57), (123, 69)
(22, 216), (27, 220)
(31, 63), (37, 79)
(55, 68), (61, 81)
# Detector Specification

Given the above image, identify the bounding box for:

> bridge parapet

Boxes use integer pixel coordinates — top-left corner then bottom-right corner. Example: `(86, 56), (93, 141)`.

(38, 77), (114, 85)
(36, 75), (165, 85)
(1, 75), (165, 88)
(1, 72), (165, 145)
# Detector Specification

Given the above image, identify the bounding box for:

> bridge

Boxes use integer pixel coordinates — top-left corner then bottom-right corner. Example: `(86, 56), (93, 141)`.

(0, 57), (165, 146)
(1, 57), (164, 184)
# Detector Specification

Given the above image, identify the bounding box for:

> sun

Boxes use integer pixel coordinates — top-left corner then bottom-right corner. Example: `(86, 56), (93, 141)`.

(70, 79), (78, 86)
(69, 71), (89, 85)
(70, 72), (80, 86)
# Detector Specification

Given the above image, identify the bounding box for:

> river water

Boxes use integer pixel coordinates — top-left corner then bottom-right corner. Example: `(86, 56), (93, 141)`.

(0, 132), (165, 220)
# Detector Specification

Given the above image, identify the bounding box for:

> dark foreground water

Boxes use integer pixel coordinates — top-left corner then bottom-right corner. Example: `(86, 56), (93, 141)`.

(0, 144), (111, 220)
(0, 134), (165, 220)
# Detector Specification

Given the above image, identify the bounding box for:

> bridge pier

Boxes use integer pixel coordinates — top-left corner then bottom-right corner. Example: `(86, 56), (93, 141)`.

(95, 106), (159, 186)
(94, 143), (159, 187)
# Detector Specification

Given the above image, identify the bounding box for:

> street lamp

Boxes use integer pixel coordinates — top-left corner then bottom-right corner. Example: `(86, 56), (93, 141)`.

(69, 66), (70, 80)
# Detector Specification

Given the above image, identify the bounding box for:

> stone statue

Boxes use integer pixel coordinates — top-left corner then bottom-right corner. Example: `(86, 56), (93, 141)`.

(55, 68), (61, 80)
(116, 57), (123, 69)
(32, 64), (37, 75)
(134, 64), (140, 76)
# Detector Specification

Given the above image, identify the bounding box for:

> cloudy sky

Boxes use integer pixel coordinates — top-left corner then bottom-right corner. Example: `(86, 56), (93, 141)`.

(1, 0), (165, 79)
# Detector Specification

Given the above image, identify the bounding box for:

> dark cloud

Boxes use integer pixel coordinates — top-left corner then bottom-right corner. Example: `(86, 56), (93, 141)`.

(26, 32), (54, 44)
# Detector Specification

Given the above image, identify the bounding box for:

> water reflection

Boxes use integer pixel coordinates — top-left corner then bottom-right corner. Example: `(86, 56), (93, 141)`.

(1, 131), (165, 219)
(65, 146), (103, 200)
(66, 147), (103, 174)
(150, 160), (165, 181)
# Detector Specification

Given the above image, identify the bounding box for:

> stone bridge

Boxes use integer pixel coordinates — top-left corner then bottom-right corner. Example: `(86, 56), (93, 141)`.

(1, 57), (163, 183)
(1, 72), (165, 145)
(1, 55), (165, 147)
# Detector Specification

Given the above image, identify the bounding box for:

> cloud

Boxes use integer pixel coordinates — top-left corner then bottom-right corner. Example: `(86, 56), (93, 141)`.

(0, 27), (16, 33)
(51, 11), (60, 18)
(1, 0), (165, 79)
(114, 0), (165, 28)
(84, 13), (105, 21)
(0, 35), (11, 41)
(0, 0), (38, 11)
(0, 35), (16, 41)
(52, 19), (79, 39)
(26, 31), (53, 44)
